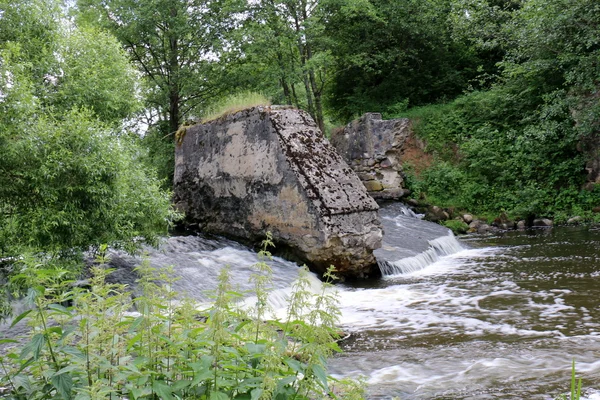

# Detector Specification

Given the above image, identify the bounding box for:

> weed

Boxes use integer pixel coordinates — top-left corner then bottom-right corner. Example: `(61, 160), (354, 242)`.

(0, 241), (363, 399)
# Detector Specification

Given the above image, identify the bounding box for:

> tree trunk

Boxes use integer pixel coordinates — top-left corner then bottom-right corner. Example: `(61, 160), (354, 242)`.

(168, 7), (180, 137)
(305, 42), (324, 133)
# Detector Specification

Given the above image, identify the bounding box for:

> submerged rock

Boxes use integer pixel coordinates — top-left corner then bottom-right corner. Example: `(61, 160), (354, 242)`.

(173, 106), (383, 279)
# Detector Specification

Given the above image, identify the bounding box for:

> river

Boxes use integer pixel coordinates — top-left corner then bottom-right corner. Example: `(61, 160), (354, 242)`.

(331, 208), (600, 399)
(3, 203), (600, 399)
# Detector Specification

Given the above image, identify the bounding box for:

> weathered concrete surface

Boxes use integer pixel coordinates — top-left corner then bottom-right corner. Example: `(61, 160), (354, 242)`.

(173, 106), (382, 279)
(330, 113), (419, 200)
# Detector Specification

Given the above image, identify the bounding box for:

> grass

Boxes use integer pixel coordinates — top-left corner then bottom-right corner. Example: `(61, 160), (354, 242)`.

(555, 359), (583, 400)
(202, 92), (271, 123)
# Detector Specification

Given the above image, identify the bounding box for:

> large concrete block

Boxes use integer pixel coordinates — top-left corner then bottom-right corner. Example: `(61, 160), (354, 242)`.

(174, 106), (382, 279)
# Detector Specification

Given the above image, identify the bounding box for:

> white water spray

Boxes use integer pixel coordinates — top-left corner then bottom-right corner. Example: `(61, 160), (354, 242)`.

(378, 232), (465, 276)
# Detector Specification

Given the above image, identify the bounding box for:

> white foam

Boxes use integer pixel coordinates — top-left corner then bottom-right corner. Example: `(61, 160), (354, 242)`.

(378, 233), (465, 276)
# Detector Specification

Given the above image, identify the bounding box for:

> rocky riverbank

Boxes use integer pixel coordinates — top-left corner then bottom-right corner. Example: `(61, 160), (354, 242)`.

(402, 198), (600, 235)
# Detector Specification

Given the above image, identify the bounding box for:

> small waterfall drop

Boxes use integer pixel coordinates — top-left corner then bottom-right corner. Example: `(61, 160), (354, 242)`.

(378, 232), (464, 276)
(375, 202), (465, 276)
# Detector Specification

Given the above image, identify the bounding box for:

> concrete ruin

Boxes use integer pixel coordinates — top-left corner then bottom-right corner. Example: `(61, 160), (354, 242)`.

(173, 106), (382, 279)
(330, 113), (414, 200)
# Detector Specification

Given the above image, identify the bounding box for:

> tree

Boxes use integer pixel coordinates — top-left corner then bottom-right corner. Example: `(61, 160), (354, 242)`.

(323, 0), (483, 120)
(51, 26), (141, 124)
(77, 0), (241, 137)
(0, 0), (176, 263)
(219, 0), (334, 133)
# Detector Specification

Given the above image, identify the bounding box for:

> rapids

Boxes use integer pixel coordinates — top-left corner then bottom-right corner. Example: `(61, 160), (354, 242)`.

(3, 202), (600, 399)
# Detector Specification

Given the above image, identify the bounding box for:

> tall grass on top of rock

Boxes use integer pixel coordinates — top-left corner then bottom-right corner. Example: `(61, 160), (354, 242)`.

(0, 238), (365, 400)
(202, 92), (271, 123)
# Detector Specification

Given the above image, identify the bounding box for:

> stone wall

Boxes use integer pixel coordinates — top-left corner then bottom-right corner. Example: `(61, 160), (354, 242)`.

(330, 113), (416, 200)
(173, 106), (382, 279)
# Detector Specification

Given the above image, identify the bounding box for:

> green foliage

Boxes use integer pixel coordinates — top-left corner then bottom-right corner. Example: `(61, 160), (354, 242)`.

(0, 104), (176, 259)
(51, 26), (141, 124)
(202, 92), (271, 123)
(0, 249), (364, 400)
(76, 0), (244, 135)
(394, 78), (597, 219)
(0, 0), (177, 312)
(324, 0), (485, 120)
(442, 219), (470, 235)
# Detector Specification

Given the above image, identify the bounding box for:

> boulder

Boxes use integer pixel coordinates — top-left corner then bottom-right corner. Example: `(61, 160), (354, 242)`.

(517, 220), (527, 229)
(469, 220), (482, 230)
(425, 205), (449, 222)
(173, 106), (383, 279)
(330, 113), (415, 200)
(463, 214), (474, 224)
(567, 216), (583, 225)
(532, 218), (553, 227)
(477, 224), (491, 234)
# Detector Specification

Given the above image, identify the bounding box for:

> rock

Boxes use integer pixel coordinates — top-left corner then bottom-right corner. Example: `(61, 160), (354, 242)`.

(477, 224), (491, 234)
(407, 198), (420, 207)
(173, 106), (383, 279)
(330, 113), (412, 200)
(363, 180), (384, 192)
(357, 172), (376, 181)
(380, 158), (393, 168)
(376, 188), (410, 200)
(469, 220), (482, 230)
(425, 205), (449, 222)
(517, 220), (527, 229)
(463, 214), (474, 224)
(532, 218), (553, 227)
(593, 206), (600, 213)
(567, 216), (583, 224)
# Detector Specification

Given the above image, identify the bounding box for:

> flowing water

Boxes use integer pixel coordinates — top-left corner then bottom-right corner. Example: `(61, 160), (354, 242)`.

(331, 204), (600, 399)
(3, 203), (600, 399)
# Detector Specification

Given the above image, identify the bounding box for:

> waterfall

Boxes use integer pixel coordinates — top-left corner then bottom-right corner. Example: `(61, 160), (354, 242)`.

(378, 232), (464, 276)
(375, 202), (465, 276)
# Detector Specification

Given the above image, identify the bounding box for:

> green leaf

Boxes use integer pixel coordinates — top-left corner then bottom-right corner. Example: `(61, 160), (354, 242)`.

(310, 364), (329, 391)
(13, 374), (32, 391)
(130, 386), (152, 399)
(129, 315), (145, 333)
(48, 303), (72, 315)
(153, 380), (174, 400)
(55, 365), (80, 375)
(0, 339), (18, 345)
(210, 391), (230, 400)
(250, 388), (263, 400)
(276, 375), (296, 389)
(10, 309), (32, 328)
(51, 372), (73, 399)
(46, 326), (63, 336)
(171, 379), (191, 391)
(20, 333), (45, 360)
(284, 358), (305, 374)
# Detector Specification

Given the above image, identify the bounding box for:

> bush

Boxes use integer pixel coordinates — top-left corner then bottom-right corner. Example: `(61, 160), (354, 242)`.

(0, 240), (365, 400)
(393, 86), (593, 219)
(443, 220), (469, 235)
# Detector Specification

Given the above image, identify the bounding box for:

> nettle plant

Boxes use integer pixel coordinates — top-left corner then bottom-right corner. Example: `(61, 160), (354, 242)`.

(0, 238), (364, 400)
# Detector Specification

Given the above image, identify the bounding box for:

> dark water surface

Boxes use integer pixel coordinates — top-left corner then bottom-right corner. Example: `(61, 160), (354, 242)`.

(331, 225), (600, 399)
